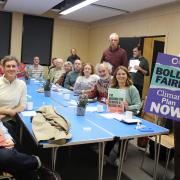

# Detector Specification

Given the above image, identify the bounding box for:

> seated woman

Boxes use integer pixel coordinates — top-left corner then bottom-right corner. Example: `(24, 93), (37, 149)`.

(73, 63), (99, 95)
(110, 65), (141, 114)
(105, 66), (141, 165)
(55, 61), (73, 87)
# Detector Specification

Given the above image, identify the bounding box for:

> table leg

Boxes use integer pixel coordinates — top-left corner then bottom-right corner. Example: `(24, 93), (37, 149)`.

(52, 147), (59, 171)
(98, 142), (105, 180)
(163, 148), (171, 180)
(153, 135), (161, 180)
(117, 139), (128, 180)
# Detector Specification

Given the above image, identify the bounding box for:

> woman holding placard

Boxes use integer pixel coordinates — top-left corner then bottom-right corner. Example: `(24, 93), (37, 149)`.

(110, 66), (141, 114)
(105, 66), (141, 166)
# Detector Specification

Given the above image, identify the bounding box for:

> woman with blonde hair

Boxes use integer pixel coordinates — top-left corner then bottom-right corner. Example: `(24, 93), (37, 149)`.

(55, 61), (73, 87)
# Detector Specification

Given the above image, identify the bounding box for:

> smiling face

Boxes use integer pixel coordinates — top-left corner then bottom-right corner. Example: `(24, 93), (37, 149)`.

(4, 60), (18, 81)
(83, 64), (92, 77)
(33, 56), (40, 65)
(97, 64), (109, 79)
(133, 47), (141, 58)
(55, 59), (64, 69)
(116, 68), (127, 85)
(64, 63), (72, 73)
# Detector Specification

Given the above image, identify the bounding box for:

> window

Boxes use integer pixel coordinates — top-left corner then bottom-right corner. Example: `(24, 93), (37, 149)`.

(21, 15), (53, 65)
(0, 11), (12, 59)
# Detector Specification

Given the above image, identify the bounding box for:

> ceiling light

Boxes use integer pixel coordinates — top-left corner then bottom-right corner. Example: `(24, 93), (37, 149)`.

(60, 0), (99, 15)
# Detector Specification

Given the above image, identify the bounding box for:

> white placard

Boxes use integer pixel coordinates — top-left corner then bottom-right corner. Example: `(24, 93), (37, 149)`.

(129, 59), (140, 73)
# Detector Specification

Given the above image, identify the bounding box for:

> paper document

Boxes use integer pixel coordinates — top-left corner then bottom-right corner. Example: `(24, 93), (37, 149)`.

(129, 59), (140, 73)
(68, 100), (77, 106)
(21, 111), (37, 116)
(100, 113), (116, 119)
(86, 106), (97, 112)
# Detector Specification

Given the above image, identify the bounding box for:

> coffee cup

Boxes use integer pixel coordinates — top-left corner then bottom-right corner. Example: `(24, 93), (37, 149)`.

(125, 111), (133, 119)
(97, 104), (104, 112)
(27, 101), (33, 111)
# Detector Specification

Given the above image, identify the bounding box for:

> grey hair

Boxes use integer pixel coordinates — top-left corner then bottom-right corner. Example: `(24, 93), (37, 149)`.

(109, 33), (119, 40)
(95, 62), (112, 74)
(63, 61), (73, 71)
(56, 58), (64, 63)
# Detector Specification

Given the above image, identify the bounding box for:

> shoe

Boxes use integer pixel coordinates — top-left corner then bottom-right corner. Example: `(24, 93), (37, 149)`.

(38, 167), (61, 180)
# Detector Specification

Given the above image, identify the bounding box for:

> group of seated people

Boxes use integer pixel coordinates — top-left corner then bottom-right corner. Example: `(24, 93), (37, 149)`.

(47, 57), (141, 115)
(0, 53), (142, 179)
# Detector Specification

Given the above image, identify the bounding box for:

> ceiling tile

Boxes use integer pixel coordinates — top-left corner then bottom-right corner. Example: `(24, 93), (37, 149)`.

(4, 0), (64, 15)
(95, 0), (177, 12)
(59, 4), (124, 22)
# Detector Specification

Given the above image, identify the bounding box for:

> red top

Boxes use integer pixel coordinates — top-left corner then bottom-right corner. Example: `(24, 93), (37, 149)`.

(17, 63), (26, 78)
(101, 47), (128, 72)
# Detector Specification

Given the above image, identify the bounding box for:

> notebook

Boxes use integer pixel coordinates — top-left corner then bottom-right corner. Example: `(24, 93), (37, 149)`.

(114, 114), (141, 124)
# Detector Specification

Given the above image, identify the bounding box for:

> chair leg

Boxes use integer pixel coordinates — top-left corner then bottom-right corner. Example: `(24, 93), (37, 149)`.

(140, 138), (150, 169)
(163, 148), (171, 180)
(124, 140), (129, 161)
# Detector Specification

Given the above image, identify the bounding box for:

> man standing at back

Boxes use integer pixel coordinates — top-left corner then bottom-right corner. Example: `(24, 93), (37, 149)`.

(101, 33), (128, 72)
(129, 46), (149, 98)
(67, 48), (80, 64)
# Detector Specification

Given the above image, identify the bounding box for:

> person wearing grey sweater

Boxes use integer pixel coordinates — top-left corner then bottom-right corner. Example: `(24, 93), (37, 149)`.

(73, 63), (99, 95)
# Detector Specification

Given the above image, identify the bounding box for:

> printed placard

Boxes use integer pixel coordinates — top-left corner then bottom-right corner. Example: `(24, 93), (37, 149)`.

(144, 53), (180, 121)
(108, 88), (126, 113)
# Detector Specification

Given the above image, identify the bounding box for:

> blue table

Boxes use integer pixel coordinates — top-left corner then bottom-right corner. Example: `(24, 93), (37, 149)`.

(19, 80), (169, 180)
(19, 80), (113, 180)
(48, 86), (169, 180)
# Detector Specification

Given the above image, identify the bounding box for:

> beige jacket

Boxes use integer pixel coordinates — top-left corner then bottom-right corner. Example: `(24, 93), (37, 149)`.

(32, 105), (71, 145)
